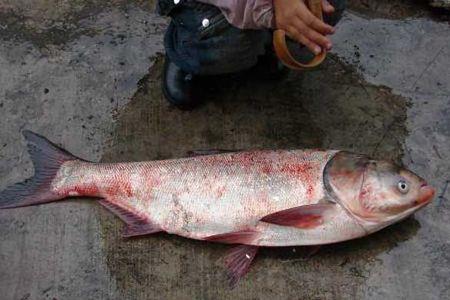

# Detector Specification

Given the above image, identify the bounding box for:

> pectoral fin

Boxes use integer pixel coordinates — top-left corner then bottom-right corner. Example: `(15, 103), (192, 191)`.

(261, 203), (335, 229)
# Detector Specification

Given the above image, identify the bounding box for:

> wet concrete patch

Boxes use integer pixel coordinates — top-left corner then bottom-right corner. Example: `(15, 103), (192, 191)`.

(98, 55), (412, 299)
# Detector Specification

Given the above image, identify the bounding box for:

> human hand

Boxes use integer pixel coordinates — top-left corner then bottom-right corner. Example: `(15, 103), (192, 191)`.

(273, 0), (336, 54)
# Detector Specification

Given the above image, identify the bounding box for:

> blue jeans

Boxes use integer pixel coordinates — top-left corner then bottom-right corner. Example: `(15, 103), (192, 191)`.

(157, 0), (346, 75)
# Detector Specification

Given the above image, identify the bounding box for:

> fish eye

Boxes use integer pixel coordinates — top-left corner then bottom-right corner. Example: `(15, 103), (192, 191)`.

(397, 180), (409, 194)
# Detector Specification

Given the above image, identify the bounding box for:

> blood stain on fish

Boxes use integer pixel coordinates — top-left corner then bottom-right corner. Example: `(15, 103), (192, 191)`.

(60, 184), (99, 197)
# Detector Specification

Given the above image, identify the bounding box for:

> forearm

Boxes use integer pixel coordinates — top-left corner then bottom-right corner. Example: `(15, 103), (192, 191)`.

(197, 0), (275, 29)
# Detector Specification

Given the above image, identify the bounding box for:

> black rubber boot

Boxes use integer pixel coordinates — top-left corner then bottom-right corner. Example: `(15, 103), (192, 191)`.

(253, 50), (290, 80)
(162, 57), (199, 110)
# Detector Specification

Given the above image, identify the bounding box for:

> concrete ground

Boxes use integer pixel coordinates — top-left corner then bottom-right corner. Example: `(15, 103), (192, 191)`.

(0, 1), (449, 299)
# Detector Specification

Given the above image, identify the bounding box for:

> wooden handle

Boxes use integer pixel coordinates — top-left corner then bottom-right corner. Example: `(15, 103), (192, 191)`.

(273, 0), (327, 70)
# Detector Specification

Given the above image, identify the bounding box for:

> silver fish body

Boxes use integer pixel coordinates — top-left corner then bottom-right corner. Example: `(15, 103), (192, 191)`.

(53, 150), (366, 246)
(0, 131), (435, 286)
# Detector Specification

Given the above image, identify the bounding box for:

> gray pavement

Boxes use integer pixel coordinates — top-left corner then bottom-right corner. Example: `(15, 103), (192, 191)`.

(0, 1), (449, 299)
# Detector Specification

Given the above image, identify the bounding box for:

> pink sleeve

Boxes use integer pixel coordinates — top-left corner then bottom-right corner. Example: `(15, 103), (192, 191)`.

(197, 0), (275, 30)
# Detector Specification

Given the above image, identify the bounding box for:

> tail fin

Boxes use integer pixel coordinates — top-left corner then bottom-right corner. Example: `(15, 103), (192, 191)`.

(0, 130), (81, 209)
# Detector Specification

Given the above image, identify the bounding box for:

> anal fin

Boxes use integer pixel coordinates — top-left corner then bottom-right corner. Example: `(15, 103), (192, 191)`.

(223, 245), (259, 288)
(99, 199), (162, 237)
(123, 223), (162, 238)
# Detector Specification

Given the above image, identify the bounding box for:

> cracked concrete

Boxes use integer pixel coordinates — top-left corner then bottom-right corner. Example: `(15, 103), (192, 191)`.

(0, 1), (449, 299)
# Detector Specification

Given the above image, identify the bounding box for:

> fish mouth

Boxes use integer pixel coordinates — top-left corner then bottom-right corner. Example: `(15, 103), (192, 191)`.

(415, 182), (435, 206)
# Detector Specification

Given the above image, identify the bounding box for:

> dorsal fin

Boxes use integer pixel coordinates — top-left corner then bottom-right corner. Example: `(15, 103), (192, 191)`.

(186, 149), (238, 157)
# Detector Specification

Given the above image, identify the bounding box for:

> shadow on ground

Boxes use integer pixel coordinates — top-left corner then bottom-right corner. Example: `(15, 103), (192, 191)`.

(97, 55), (415, 299)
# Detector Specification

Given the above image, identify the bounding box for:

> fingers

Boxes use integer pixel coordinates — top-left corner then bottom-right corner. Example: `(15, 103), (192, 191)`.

(297, 3), (334, 35)
(286, 26), (321, 55)
(292, 18), (332, 51)
(322, 0), (335, 14)
(274, 0), (336, 54)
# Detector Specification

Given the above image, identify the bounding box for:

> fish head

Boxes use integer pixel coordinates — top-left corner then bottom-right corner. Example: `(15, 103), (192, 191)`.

(324, 151), (435, 230)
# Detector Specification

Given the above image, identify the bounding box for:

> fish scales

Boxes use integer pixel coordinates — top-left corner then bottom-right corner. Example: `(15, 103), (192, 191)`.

(52, 150), (346, 245)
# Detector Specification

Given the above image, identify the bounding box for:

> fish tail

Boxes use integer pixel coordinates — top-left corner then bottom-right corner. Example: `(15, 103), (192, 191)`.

(0, 130), (83, 209)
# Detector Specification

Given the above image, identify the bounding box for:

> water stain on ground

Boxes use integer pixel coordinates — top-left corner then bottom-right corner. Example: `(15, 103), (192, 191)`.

(98, 55), (414, 299)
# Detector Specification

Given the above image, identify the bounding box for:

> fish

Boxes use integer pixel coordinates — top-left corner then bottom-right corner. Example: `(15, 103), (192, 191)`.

(0, 131), (435, 286)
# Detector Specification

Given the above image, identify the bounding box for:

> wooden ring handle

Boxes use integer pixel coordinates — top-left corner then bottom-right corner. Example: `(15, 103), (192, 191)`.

(273, 0), (327, 70)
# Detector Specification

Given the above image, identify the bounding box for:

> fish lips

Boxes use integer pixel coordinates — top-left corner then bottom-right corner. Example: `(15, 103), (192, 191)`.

(416, 182), (435, 206)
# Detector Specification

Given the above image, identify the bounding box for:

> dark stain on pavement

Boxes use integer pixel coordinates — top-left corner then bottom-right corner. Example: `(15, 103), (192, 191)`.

(98, 54), (413, 299)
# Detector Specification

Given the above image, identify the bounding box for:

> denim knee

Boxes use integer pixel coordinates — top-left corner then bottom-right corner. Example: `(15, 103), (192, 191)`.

(159, 0), (271, 75)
